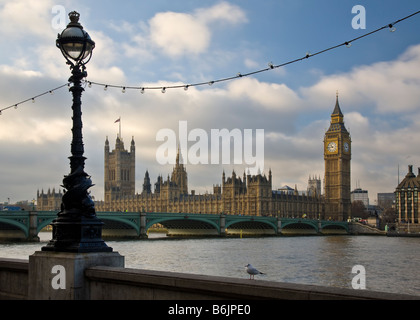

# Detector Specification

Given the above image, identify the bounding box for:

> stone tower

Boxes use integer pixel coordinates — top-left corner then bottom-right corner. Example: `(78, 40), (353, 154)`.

(142, 170), (151, 194)
(171, 146), (188, 195)
(104, 135), (135, 203)
(307, 175), (321, 197)
(221, 169), (272, 215)
(221, 170), (247, 214)
(323, 93), (351, 221)
(246, 169), (272, 216)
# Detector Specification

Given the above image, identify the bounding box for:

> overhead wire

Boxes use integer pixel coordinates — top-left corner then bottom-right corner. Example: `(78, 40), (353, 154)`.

(1, 9), (420, 114)
(86, 10), (420, 92)
(0, 83), (70, 115)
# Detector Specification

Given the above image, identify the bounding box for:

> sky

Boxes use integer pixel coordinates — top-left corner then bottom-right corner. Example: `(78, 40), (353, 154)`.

(1, 0), (420, 205)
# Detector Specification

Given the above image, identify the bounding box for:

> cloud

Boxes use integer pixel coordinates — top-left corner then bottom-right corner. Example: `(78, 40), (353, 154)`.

(195, 2), (248, 25)
(148, 2), (247, 58)
(149, 12), (211, 57)
(122, 34), (155, 61)
(0, 65), (43, 79)
(0, 0), (55, 38)
(227, 77), (301, 112)
(244, 58), (259, 69)
(301, 44), (420, 113)
(88, 31), (120, 68)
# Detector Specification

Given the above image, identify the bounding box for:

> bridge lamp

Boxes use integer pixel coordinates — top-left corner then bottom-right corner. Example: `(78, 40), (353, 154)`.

(42, 11), (111, 253)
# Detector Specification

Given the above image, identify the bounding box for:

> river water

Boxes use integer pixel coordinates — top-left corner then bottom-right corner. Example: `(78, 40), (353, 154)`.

(1, 232), (419, 296)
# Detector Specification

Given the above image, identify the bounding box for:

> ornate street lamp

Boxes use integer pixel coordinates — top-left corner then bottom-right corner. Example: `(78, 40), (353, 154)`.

(42, 11), (111, 252)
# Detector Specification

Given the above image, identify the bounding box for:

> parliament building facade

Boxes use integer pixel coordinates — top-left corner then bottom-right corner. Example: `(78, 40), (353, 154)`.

(39, 95), (352, 221)
(94, 136), (324, 218)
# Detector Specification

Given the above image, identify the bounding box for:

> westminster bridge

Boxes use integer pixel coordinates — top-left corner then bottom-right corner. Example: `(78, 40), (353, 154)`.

(0, 211), (350, 241)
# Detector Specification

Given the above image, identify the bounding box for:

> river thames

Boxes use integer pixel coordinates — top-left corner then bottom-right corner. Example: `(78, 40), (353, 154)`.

(1, 233), (419, 296)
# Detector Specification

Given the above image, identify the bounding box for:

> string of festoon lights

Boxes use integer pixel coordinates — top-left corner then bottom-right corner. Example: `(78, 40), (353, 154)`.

(0, 83), (70, 114)
(1, 9), (420, 115)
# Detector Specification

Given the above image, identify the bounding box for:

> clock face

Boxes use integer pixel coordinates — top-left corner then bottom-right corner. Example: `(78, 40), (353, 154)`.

(327, 141), (337, 153)
(344, 142), (349, 152)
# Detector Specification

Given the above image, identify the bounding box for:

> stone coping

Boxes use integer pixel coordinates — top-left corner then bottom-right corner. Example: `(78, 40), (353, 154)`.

(85, 266), (419, 300)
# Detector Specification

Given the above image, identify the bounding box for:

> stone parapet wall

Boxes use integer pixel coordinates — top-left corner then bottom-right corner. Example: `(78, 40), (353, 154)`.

(1, 257), (418, 300)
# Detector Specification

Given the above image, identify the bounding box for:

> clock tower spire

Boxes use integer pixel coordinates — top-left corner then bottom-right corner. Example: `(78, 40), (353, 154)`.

(323, 93), (351, 221)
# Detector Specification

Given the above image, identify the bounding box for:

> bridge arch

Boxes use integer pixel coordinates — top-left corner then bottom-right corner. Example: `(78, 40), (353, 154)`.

(0, 217), (28, 238)
(280, 219), (319, 233)
(320, 223), (349, 233)
(100, 215), (141, 235)
(225, 220), (277, 232)
(146, 216), (220, 233)
(36, 217), (55, 234)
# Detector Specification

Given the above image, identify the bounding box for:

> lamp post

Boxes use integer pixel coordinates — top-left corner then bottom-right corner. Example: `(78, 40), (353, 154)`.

(42, 11), (111, 252)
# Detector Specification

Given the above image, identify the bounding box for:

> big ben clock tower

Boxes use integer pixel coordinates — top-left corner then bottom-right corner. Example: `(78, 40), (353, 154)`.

(324, 93), (351, 221)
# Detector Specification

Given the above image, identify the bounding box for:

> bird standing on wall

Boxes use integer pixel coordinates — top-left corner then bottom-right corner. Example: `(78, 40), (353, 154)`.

(245, 264), (264, 280)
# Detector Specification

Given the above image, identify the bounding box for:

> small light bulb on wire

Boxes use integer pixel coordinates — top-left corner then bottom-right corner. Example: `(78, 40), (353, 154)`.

(2, 9), (419, 116)
(141, 88), (145, 94)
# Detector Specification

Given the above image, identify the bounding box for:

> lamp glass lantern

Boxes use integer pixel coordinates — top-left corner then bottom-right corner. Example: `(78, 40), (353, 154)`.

(56, 11), (95, 67)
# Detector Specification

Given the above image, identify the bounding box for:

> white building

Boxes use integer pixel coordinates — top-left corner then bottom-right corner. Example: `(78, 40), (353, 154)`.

(351, 188), (369, 206)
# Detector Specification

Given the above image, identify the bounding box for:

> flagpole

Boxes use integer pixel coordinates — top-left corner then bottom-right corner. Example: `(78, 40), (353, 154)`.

(114, 117), (121, 139)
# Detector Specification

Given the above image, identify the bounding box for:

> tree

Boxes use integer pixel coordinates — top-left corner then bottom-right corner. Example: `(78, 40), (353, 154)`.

(381, 207), (397, 224)
(351, 200), (368, 219)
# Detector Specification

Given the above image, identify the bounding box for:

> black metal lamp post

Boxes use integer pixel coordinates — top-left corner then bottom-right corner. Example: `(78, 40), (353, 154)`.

(42, 11), (111, 252)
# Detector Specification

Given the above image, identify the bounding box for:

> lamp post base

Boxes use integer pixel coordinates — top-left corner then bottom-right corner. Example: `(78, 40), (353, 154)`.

(42, 216), (112, 253)
(29, 250), (124, 299)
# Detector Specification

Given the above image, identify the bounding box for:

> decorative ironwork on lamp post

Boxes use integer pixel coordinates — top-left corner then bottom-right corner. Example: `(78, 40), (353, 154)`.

(42, 11), (112, 252)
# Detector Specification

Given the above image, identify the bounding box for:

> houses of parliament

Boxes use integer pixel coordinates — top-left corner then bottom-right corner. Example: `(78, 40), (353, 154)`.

(38, 95), (351, 221)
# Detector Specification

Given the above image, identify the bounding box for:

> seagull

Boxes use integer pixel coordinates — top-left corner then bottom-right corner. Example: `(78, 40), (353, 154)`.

(245, 264), (264, 280)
